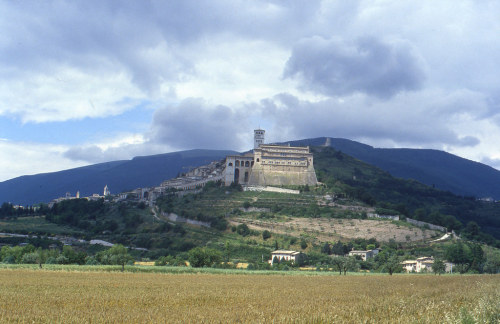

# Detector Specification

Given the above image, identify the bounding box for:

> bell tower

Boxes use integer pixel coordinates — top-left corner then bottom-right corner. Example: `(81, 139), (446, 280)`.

(254, 129), (265, 149)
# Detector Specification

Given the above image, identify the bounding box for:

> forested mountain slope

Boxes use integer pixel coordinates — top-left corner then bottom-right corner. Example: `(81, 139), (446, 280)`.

(286, 137), (500, 200)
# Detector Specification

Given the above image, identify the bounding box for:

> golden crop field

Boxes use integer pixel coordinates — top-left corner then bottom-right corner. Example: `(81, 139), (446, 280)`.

(0, 269), (498, 323)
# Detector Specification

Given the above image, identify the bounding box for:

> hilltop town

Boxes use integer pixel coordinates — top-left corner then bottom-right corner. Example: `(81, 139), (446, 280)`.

(52, 129), (318, 206)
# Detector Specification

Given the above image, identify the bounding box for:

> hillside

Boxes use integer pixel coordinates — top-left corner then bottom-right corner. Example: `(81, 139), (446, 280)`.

(310, 146), (500, 242)
(3, 136), (500, 205)
(1, 145), (500, 273)
(286, 137), (500, 200)
(0, 149), (236, 205)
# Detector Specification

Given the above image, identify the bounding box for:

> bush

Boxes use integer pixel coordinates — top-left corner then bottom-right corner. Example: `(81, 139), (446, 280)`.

(188, 247), (222, 268)
(21, 252), (39, 264)
(236, 224), (250, 237)
(262, 230), (271, 240)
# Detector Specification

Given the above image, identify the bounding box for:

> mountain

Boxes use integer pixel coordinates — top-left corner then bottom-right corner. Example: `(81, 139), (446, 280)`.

(3, 136), (500, 205)
(0, 149), (236, 205)
(285, 137), (500, 200)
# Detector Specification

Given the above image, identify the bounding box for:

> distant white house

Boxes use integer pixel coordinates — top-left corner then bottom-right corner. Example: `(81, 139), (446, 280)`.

(269, 250), (306, 265)
(348, 248), (379, 261)
(402, 257), (434, 273)
(402, 257), (455, 273)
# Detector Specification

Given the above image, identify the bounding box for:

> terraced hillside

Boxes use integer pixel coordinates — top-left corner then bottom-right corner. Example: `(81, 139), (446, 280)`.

(157, 184), (441, 247)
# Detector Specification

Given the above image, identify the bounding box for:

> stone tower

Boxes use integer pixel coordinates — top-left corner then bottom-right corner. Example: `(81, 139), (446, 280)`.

(254, 129), (265, 149)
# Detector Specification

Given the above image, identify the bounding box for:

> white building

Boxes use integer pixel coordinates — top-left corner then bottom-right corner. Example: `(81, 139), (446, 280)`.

(269, 250), (306, 265)
(402, 257), (434, 273)
(348, 248), (379, 261)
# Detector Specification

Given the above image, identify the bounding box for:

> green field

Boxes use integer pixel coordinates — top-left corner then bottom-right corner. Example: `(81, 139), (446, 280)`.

(0, 216), (82, 236)
(0, 267), (498, 323)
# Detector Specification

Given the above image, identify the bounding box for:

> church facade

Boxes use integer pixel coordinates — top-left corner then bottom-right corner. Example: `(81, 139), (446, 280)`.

(224, 130), (317, 186)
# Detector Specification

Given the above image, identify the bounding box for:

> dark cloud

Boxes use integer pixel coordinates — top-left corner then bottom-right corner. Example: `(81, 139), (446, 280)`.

(149, 98), (250, 150)
(283, 36), (426, 99)
(261, 92), (480, 149)
(1, 0), (323, 95)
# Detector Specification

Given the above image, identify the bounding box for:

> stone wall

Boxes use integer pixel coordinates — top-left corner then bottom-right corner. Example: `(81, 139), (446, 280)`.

(406, 218), (447, 232)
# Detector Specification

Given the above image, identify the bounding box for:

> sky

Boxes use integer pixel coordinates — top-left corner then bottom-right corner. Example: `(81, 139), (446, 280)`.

(1, 0), (500, 182)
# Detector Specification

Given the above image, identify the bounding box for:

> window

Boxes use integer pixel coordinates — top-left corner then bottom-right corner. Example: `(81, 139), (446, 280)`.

(228, 162), (233, 167)
(235, 160), (240, 167)
(245, 161), (249, 167)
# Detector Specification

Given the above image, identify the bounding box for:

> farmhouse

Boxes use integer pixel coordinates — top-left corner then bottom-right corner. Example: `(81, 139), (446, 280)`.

(348, 248), (379, 261)
(269, 250), (306, 266)
(402, 257), (434, 273)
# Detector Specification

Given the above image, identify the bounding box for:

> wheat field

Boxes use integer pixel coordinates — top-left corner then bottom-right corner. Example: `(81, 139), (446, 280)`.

(0, 269), (498, 323)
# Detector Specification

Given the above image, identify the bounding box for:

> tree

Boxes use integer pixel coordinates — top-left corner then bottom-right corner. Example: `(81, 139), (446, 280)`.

(262, 230), (271, 240)
(236, 223), (250, 236)
(462, 221), (481, 240)
(331, 256), (359, 275)
(188, 247), (222, 268)
(469, 243), (485, 273)
(445, 242), (484, 273)
(331, 241), (345, 256)
(62, 246), (87, 265)
(330, 256), (343, 275)
(96, 244), (133, 271)
(445, 242), (471, 273)
(483, 252), (500, 274)
(432, 258), (446, 275)
(21, 252), (40, 264)
(321, 242), (331, 255)
(300, 239), (307, 250)
(384, 255), (401, 275)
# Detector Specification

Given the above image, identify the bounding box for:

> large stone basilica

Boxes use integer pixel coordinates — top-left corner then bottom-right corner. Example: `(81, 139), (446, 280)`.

(224, 130), (318, 186)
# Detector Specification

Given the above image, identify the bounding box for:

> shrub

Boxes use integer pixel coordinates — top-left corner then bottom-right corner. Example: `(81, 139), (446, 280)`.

(236, 224), (250, 237)
(188, 247), (222, 268)
(21, 252), (39, 264)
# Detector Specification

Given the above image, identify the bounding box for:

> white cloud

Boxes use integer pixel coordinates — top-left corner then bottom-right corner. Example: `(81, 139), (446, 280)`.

(0, 140), (86, 182)
(0, 66), (144, 123)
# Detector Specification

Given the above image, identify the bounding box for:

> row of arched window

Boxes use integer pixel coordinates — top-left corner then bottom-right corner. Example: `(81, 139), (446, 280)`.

(228, 159), (257, 167)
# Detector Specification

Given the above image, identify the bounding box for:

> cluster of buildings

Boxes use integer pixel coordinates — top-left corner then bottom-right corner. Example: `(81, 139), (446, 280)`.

(401, 257), (454, 273)
(48, 185), (112, 207)
(269, 249), (454, 274)
(50, 129), (318, 206)
(119, 129), (318, 204)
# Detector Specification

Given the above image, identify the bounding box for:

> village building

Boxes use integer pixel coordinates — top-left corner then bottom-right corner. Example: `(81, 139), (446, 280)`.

(402, 257), (435, 273)
(268, 250), (306, 265)
(348, 248), (380, 261)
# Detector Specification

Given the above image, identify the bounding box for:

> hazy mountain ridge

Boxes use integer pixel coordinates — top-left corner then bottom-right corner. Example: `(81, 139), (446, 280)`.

(0, 149), (236, 205)
(2, 137), (500, 205)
